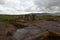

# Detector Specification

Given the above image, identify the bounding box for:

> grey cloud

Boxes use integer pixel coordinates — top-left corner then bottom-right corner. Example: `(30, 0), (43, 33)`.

(0, 0), (5, 4)
(34, 0), (60, 8)
(25, 0), (60, 12)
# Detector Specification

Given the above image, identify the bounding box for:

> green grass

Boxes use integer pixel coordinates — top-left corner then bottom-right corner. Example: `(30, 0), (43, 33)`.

(0, 15), (19, 24)
(39, 15), (56, 20)
(0, 15), (59, 24)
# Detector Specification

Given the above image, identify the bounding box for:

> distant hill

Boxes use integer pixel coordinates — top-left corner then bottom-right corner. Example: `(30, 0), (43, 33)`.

(26, 13), (60, 16)
(0, 13), (60, 16)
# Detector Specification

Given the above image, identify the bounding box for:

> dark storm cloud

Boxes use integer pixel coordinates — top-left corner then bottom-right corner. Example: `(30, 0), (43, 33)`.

(34, 0), (60, 8)
(25, 0), (60, 12)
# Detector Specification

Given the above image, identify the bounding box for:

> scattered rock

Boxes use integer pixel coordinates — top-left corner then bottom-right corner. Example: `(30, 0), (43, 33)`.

(0, 22), (16, 40)
(12, 20), (60, 40)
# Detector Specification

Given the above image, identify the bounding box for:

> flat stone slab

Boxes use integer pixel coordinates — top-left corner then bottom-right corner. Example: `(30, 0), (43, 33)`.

(13, 21), (60, 40)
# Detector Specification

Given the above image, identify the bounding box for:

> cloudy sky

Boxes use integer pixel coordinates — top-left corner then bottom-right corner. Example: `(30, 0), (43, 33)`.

(0, 0), (60, 15)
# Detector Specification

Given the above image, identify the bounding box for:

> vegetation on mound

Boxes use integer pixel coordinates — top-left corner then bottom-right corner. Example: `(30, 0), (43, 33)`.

(0, 15), (60, 28)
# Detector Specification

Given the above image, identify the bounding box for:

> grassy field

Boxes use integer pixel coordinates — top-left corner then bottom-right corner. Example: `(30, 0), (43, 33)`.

(0, 15), (60, 24)
(0, 15), (19, 24)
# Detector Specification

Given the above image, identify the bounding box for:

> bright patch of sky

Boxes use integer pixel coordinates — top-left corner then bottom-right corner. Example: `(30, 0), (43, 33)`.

(20, 0), (34, 10)
(0, 0), (35, 14)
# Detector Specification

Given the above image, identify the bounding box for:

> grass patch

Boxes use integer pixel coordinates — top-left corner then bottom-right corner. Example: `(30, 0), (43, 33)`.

(0, 15), (60, 24)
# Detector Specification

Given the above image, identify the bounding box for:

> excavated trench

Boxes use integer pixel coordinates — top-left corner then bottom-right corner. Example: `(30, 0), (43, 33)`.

(43, 32), (60, 40)
(34, 32), (60, 40)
